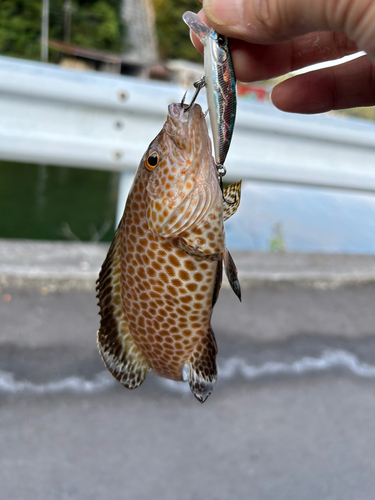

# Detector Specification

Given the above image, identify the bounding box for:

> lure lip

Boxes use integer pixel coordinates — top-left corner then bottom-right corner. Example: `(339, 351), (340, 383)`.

(182, 11), (211, 42)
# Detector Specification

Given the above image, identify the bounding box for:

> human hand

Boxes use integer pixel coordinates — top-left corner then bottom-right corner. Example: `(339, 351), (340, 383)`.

(191, 0), (375, 113)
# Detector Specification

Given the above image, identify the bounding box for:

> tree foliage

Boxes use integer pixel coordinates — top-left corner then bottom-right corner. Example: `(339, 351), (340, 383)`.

(0, 1), (43, 60)
(68, 1), (123, 52)
(0, 0), (124, 60)
(0, 0), (203, 64)
(153, 0), (203, 62)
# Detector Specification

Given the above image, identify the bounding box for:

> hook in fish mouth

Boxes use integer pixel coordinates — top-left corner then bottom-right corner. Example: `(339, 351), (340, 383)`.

(183, 76), (206, 111)
(180, 90), (188, 107)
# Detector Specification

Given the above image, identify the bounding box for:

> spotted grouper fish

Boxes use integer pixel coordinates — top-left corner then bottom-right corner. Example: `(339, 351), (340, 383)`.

(97, 101), (241, 403)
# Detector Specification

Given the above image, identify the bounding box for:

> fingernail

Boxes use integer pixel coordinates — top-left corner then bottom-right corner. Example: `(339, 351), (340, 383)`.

(203, 0), (243, 26)
(269, 87), (274, 105)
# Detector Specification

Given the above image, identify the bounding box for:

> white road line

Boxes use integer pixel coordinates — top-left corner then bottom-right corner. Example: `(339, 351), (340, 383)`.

(1, 349), (374, 395)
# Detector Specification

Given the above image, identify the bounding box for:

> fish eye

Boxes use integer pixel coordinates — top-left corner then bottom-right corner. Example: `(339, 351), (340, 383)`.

(217, 34), (227, 46)
(146, 151), (159, 171)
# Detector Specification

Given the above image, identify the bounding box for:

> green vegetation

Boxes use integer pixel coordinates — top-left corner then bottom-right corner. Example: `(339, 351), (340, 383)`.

(59, 1), (124, 52)
(0, 1), (43, 60)
(269, 222), (286, 252)
(0, 161), (118, 242)
(0, 0), (202, 62)
(153, 0), (203, 62)
(0, 0), (124, 61)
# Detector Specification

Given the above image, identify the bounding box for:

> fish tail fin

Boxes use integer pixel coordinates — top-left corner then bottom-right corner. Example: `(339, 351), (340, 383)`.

(224, 248), (241, 301)
(187, 327), (218, 403)
(96, 226), (150, 389)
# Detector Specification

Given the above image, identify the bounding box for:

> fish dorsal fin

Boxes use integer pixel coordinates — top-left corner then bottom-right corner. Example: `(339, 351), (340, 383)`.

(223, 248), (241, 301)
(96, 223), (150, 389)
(186, 327), (218, 403)
(223, 180), (242, 221)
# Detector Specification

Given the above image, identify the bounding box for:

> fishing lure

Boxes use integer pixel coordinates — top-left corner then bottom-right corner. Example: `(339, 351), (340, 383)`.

(97, 98), (241, 403)
(182, 11), (237, 172)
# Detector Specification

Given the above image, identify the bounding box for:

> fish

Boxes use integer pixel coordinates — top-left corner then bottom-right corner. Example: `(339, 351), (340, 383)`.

(97, 101), (241, 403)
(182, 11), (237, 169)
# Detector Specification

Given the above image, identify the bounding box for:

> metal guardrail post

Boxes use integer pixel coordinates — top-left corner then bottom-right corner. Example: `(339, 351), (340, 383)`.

(116, 171), (135, 226)
(41, 0), (50, 63)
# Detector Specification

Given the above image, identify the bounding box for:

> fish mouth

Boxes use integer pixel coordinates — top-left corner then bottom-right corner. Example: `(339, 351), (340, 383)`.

(168, 101), (202, 123)
(166, 102), (204, 149)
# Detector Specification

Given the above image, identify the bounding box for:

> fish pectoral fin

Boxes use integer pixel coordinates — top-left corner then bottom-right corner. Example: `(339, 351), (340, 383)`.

(223, 180), (242, 221)
(212, 258), (223, 307)
(187, 327), (218, 403)
(177, 236), (222, 261)
(223, 248), (241, 301)
(96, 224), (150, 389)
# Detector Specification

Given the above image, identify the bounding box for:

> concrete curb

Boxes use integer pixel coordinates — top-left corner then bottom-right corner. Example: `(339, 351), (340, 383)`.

(0, 240), (105, 291)
(1, 239), (375, 291)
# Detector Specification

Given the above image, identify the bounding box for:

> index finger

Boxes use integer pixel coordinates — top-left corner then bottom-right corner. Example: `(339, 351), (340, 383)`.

(201, 0), (375, 62)
(188, 10), (358, 82)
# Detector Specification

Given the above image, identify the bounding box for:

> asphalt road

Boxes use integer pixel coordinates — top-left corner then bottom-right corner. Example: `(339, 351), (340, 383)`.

(1, 284), (375, 500)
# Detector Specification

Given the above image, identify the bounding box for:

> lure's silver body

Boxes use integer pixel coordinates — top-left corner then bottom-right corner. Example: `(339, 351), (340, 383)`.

(183, 11), (237, 168)
(203, 31), (237, 168)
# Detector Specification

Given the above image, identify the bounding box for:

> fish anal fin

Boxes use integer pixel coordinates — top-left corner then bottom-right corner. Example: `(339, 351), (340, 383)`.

(223, 180), (242, 222)
(224, 248), (241, 301)
(96, 225), (150, 389)
(187, 327), (218, 403)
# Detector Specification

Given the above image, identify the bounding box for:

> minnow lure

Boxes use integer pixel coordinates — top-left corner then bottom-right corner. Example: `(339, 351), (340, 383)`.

(182, 11), (237, 171)
(97, 99), (241, 403)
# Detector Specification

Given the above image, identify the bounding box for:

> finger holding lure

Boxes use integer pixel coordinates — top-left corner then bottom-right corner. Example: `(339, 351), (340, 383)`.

(182, 10), (237, 171)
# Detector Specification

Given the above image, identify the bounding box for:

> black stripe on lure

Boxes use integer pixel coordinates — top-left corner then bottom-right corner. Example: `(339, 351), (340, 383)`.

(182, 11), (237, 173)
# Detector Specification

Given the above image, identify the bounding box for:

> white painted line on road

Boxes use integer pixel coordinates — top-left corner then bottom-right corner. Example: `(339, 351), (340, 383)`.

(0, 370), (114, 394)
(1, 349), (375, 396)
(218, 349), (375, 379)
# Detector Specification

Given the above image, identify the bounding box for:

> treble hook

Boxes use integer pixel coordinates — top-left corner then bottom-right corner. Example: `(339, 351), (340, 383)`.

(180, 90), (188, 106)
(183, 76), (206, 111)
(216, 163), (236, 205)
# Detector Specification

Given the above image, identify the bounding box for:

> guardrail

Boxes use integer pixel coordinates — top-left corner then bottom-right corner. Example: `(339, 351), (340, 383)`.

(1, 55), (375, 223)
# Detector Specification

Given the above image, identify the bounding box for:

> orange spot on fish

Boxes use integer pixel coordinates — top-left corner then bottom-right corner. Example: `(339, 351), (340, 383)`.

(185, 260), (196, 271)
